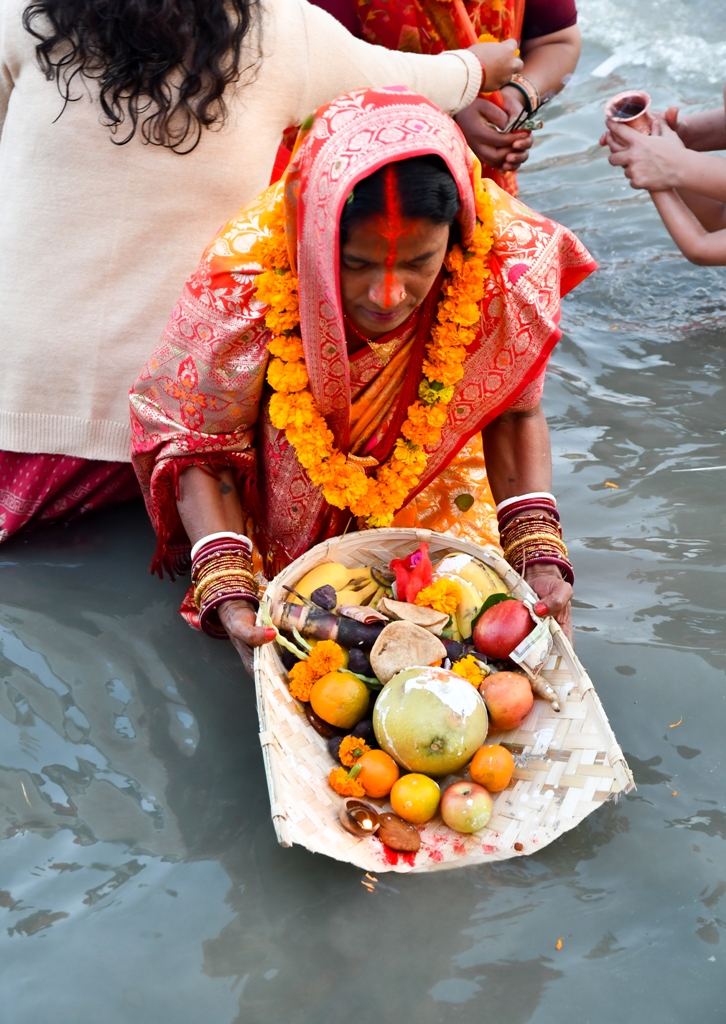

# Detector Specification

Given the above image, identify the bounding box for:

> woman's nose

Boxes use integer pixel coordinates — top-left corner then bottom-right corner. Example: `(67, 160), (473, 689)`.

(369, 273), (406, 309)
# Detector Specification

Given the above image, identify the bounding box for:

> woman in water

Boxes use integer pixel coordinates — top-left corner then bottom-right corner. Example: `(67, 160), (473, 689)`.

(130, 88), (596, 669)
(0, 0), (518, 541)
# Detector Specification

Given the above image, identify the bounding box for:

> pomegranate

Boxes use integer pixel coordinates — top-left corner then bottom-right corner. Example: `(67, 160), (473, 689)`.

(472, 599), (533, 660)
(479, 671), (534, 732)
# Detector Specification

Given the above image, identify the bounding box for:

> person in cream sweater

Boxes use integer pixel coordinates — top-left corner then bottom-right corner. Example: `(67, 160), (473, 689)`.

(0, 0), (520, 540)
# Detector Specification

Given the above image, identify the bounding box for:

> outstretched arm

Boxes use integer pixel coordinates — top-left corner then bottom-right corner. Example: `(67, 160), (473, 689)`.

(650, 189), (726, 265)
(664, 87), (726, 152)
(605, 118), (726, 202)
(482, 403), (573, 640)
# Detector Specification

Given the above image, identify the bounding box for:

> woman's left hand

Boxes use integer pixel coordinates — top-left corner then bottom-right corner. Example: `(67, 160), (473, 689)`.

(455, 91), (533, 172)
(524, 564), (573, 643)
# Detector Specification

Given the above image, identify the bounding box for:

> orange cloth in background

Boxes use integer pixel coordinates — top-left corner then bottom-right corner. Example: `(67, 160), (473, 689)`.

(351, 0), (527, 195)
(393, 433), (500, 547)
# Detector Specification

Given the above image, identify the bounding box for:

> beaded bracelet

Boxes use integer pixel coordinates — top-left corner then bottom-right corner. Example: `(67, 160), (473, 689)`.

(191, 537), (259, 639)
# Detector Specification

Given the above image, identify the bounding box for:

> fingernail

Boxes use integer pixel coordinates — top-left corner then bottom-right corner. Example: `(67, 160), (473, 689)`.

(534, 602), (548, 616)
(264, 627), (277, 641)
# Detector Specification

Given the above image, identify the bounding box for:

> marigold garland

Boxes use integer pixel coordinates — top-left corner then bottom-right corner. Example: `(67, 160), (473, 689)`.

(250, 179), (494, 526)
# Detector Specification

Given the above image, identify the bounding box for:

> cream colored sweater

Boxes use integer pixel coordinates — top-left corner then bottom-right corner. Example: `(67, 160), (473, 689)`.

(0, 0), (481, 462)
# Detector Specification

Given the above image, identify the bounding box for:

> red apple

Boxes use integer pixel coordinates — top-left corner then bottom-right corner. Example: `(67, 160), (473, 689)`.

(479, 671), (534, 731)
(440, 780), (493, 833)
(472, 599), (533, 660)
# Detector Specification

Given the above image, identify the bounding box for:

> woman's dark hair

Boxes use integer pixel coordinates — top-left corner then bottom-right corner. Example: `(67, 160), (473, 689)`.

(23, 0), (260, 153)
(340, 156), (461, 244)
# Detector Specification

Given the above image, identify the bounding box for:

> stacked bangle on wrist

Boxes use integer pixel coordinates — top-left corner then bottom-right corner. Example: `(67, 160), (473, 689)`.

(497, 492), (574, 585)
(191, 533), (259, 639)
(504, 73), (541, 116)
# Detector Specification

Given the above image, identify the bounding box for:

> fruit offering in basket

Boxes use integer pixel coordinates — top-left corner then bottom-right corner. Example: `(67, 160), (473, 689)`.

(264, 542), (560, 849)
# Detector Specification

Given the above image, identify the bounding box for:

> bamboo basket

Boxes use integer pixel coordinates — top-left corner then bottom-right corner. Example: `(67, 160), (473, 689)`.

(254, 528), (634, 873)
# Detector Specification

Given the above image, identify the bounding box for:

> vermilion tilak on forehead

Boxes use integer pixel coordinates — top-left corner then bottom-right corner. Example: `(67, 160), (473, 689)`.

(381, 165), (405, 308)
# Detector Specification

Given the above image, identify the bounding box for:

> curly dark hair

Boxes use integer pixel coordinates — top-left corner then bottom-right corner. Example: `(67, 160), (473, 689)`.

(23, 0), (260, 153)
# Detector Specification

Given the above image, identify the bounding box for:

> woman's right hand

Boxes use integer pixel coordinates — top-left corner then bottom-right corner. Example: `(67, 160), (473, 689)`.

(218, 598), (276, 676)
(469, 39), (523, 92)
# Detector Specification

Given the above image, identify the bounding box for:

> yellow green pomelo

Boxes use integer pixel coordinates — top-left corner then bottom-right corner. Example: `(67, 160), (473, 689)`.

(373, 666), (488, 775)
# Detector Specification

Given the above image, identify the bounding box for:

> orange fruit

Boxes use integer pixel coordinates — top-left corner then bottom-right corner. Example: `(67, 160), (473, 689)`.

(390, 773), (440, 824)
(469, 744), (514, 792)
(309, 671), (369, 729)
(356, 750), (400, 798)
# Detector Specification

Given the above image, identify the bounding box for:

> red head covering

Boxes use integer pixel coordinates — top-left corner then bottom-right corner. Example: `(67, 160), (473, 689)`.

(283, 87), (476, 447)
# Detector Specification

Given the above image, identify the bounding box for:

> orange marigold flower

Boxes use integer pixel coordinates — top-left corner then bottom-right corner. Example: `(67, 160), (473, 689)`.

(288, 660), (315, 701)
(338, 735), (371, 767)
(249, 229), (289, 271)
(266, 358), (309, 394)
(267, 335), (304, 361)
(268, 390), (317, 431)
(422, 358), (466, 388)
(401, 401), (448, 447)
(265, 306), (300, 335)
(392, 438), (427, 468)
(329, 766), (366, 798)
(415, 578), (461, 615)
(306, 640), (346, 678)
(451, 654), (486, 687)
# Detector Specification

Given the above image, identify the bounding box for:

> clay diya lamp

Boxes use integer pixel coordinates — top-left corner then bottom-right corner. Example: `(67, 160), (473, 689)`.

(605, 90), (653, 135)
(339, 799), (380, 837)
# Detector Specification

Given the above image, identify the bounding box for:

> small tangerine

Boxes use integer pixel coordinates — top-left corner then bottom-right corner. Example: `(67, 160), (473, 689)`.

(390, 773), (440, 824)
(469, 744), (515, 792)
(356, 749), (400, 798)
(309, 671), (369, 730)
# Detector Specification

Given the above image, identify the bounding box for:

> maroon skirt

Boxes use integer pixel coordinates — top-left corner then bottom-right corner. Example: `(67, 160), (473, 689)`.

(0, 451), (140, 543)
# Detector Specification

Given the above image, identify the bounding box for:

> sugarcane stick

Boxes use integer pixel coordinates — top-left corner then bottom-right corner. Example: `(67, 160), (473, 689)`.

(273, 601), (384, 649)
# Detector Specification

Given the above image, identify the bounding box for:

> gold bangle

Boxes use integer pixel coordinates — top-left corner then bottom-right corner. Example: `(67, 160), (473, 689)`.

(194, 571), (259, 609)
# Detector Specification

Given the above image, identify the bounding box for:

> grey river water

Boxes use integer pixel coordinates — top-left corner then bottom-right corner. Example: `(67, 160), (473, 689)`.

(2, 2), (726, 1020)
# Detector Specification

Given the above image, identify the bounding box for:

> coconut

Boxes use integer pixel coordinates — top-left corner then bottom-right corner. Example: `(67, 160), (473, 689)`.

(369, 621), (446, 685)
(373, 666), (489, 775)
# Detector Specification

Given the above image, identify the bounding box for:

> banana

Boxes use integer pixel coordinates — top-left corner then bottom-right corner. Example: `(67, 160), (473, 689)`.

(434, 571), (483, 640)
(434, 554), (508, 602)
(293, 562), (354, 601)
(454, 578), (484, 640)
(335, 578), (379, 607)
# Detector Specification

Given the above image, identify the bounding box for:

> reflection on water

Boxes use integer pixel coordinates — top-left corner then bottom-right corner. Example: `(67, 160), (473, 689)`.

(3, 5), (726, 1020)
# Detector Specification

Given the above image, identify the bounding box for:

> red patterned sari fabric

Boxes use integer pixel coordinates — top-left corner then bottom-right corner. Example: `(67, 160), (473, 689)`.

(130, 88), (596, 578)
(0, 452), (140, 542)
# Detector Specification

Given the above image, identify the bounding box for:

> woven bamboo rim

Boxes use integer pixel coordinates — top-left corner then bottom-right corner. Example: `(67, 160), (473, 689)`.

(254, 528), (634, 873)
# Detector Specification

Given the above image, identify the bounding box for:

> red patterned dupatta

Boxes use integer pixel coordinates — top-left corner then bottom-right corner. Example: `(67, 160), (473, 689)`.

(130, 88), (595, 578)
(352, 0), (525, 194)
